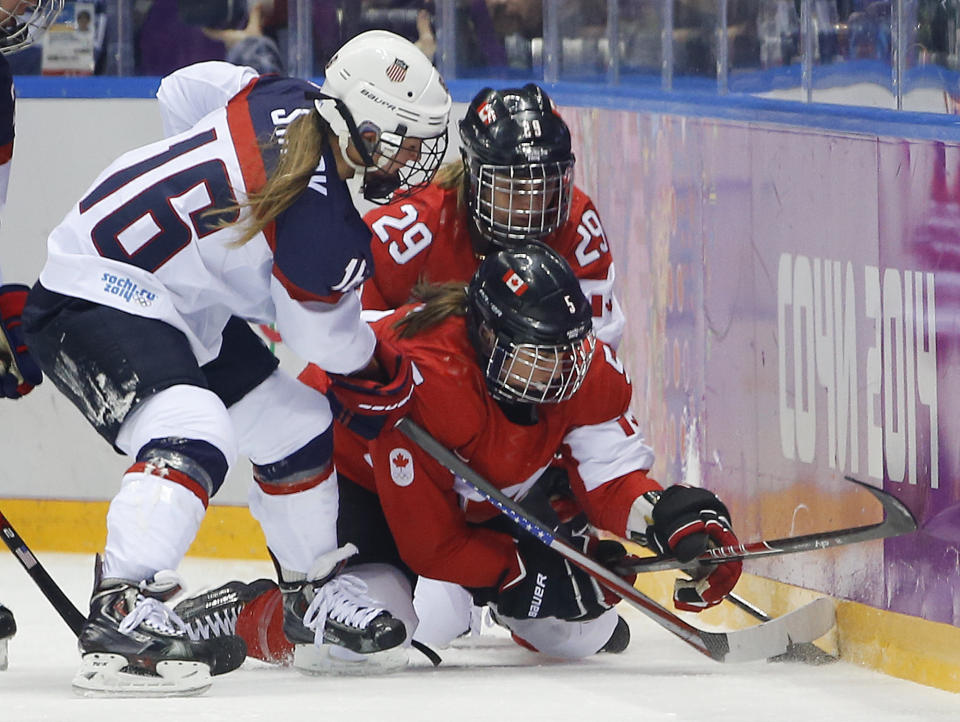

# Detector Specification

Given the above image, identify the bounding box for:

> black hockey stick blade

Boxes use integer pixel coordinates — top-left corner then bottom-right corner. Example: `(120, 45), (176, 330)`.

(396, 418), (836, 663)
(616, 476), (917, 575)
(0, 509), (86, 636)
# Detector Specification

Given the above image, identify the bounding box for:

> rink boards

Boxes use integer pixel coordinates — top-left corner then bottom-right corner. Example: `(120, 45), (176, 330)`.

(1, 85), (959, 692)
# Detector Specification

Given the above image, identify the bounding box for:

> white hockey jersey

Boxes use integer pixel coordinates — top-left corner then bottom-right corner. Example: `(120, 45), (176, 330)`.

(38, 66), (374, 373)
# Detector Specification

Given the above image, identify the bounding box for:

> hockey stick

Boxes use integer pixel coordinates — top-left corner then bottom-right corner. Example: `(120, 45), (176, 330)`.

(0, 508), (86, 636)
(721, 589), (837, 664)
(396, 418), (835, 663)
(614, 476), (917, 575)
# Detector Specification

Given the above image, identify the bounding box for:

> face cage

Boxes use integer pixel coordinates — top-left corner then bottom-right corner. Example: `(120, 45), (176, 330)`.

(470, 160), (575, 245)
(0, 1), (63, 54)
(363, 129), (449, 204)
(485, 332), (595, 405)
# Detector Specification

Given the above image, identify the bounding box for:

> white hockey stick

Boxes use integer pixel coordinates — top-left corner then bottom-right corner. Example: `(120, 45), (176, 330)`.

(396, 418), (836, 663)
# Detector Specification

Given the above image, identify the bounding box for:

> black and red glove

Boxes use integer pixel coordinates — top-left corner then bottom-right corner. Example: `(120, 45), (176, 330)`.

(326, 338), (418, 439)
(0, 284), (42, 399)
(647, 485), (742, 613)
(485, 522), (629, 622)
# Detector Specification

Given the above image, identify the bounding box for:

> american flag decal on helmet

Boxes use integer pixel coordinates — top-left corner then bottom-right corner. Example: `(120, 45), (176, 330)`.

(386, 58), (409, 83)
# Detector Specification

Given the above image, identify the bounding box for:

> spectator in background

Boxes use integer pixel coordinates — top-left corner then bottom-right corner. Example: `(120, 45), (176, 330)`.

(201, 0), (284, 74)
(136, 0), (283, 75)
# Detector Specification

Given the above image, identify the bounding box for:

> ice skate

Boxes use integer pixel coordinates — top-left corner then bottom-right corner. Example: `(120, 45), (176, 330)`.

(277, 544), (408, 674)
(174, 578), (277, 642)
(72, 566), (247, 697)
(0, 602), (16, 671)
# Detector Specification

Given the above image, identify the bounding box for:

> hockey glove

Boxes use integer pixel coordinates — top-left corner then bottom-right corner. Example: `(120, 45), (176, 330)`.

(0, 284), (42, 399)
(647, 485), (742, 613)
(326, 338), (419, 439)
(492, 525), (623, 622)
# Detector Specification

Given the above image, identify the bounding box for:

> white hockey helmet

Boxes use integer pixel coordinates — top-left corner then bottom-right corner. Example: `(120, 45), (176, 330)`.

(315, 30), (452, 203)
(0, 0), (64, 55)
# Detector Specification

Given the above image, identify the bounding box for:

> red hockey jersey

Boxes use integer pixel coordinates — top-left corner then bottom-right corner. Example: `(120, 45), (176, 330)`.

(362, 182), (625, 347)
(328, 307), (659, 590)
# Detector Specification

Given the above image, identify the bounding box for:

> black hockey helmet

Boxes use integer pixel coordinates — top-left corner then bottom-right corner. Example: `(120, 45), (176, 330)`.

(467, 242), (594, 404)
(459, 84), (575, 246)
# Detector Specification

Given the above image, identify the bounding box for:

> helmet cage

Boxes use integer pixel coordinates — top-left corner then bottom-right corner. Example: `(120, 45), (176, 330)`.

(0, 0), (64, 54)
(311, 91), (449, 203)
(468, 159), (575, 245)
(480, 323), (595, 404)
(371, 126), (448, 203)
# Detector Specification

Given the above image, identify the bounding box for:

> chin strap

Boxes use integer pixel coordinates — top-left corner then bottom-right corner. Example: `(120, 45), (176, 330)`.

(306, 90), (374, 171)
(307, 90), (401, 202)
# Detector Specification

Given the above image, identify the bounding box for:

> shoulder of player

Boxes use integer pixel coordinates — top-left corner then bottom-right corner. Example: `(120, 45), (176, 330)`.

(274, 188), (372, 299)
(387, 314), (487, 428)
(562, 341), (631, 421)
(365, 184), (449, 233)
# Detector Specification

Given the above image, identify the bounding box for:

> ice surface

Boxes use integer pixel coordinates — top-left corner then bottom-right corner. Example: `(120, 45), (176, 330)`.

(0, 553), (956, 721)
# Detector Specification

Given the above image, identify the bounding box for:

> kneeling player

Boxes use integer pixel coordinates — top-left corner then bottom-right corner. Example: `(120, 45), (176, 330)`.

(176, 243), (743, 663)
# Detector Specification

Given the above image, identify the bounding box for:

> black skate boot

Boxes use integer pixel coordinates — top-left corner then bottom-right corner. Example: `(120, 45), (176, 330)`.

(174, 578), (277, 642)
(598, 615), (631, 654)
(72, 561), (247, 697)
(0, 602), (15, 671)
(274, 544), (407, 674)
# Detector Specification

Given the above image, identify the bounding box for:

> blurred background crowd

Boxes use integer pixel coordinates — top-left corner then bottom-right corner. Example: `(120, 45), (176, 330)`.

(8, 1), (960, 113)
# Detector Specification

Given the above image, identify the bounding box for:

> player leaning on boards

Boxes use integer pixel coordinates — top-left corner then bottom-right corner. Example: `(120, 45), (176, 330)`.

(20, 31), (451, 695)
(178, 243), (743, 664)
(361, 82), (628, 646)
(0, 0), (63, 672)
(364, 82), (625, 348)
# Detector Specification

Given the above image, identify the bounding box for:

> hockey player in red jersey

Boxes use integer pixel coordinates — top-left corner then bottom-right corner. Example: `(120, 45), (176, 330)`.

(21, 31), (450, 694)
(361, 83), (627, 644)
(363, 83), (625, 348)
(176, 243), (742, 664)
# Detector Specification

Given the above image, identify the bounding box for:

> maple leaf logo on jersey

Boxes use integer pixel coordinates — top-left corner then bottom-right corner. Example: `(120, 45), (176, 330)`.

(502, 270), (528, 296)
(390, 448), (414, 487)
(477, 101), (496, 125)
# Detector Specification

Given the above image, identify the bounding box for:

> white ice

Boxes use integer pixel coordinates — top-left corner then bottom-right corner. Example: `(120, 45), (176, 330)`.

(0, 553), (957, 721)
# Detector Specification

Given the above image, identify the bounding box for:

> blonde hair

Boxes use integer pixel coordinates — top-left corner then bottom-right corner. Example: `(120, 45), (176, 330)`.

(229, 111), (330, 247)
(432, 158), (468, 209)
(393, 281), (468, 338)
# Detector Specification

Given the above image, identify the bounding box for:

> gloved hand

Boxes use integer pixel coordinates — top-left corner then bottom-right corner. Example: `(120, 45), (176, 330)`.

(647, 484), (742, 613)
(0, 284), (42, 399)
(326, 337), (418, 439)
(492, 524), (624, 622)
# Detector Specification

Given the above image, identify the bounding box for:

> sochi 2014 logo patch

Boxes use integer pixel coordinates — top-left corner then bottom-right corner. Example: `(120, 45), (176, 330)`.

(390, 448), (414, 487)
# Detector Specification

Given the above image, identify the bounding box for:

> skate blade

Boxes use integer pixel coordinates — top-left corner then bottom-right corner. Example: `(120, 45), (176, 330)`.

(293, 643), (408, 676)
(72, 653), (213, 697)
(0, 638), (8, 671)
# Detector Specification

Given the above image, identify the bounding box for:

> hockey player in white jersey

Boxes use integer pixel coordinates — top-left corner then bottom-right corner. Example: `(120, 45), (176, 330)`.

(21, 30), (451, 695)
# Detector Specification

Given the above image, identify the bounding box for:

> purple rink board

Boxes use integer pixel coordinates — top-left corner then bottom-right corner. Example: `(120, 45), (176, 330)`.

(563, 107), (959, 626)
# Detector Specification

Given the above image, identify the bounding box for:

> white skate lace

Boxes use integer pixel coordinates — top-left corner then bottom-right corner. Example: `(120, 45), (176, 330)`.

(118, 596), (189, 637)
(301, 575), (383, 647)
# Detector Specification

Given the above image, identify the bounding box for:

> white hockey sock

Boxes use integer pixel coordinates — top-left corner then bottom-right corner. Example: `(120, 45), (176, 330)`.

(102, 472), (206, 582)
(248, 472), (340, 574)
